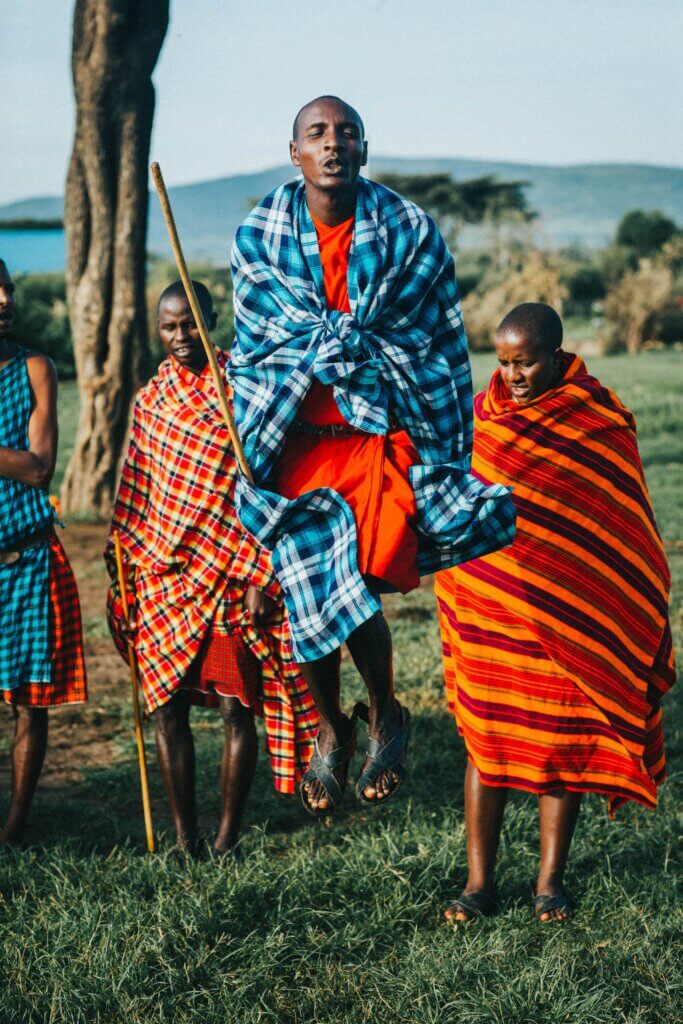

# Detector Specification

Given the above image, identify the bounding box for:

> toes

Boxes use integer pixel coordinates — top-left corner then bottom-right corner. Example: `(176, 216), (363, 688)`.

(443, 906), (472, 923)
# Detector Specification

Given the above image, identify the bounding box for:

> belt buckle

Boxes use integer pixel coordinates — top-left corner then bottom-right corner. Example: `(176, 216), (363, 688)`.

(0, 551), (20, 565)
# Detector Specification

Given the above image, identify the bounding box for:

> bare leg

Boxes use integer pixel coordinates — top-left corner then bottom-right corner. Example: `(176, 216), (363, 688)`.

(298, 646), (354, 811)
(214, 696), (257, 853)
(153, 691), (198, 853)
(0, 706), (48, 845)
(445, 761), (508, 921)
(346, 611), (402, 800)
(535, 790), (582, 921)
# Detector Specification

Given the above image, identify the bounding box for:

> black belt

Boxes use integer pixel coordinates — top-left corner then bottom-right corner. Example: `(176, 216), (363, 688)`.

(290, 418), (401, 438)
(0, 524), (54, 565)
(290, 420), (367, 438)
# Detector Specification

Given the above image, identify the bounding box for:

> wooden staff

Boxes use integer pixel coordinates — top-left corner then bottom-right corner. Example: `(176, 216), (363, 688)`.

(150, 161), (253, 482)
(113, 531), (155, 854)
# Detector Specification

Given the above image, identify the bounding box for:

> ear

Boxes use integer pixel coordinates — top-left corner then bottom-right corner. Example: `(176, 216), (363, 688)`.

(290, 140), (300, 168)
(552, 346), (562, 378)
(209, 311), (218, 331)
(361, 140), (368, 167)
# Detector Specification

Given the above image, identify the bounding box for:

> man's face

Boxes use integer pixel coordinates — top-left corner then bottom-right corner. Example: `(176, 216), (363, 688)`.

(494, 328), (559, 404)
(290, 99), (367, 192)
(0, 262), (16, 340)
(158, 294), (212, 372)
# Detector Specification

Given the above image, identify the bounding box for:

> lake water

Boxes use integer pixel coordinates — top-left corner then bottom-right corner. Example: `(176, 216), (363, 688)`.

(0, 230), (66, 273)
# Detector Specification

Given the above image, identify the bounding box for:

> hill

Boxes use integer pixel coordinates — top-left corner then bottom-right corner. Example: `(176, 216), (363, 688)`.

(1, 158), (681, 264)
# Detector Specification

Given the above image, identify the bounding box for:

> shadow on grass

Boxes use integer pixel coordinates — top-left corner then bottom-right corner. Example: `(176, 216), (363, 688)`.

(2, 707), (468, 859)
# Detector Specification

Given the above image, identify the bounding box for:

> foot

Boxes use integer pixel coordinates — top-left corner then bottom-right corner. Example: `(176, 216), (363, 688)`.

(167, 831), (201, 862)
(533, 878), (573, 922)
(214, 824), (240, 856)
(444, 884), (497, 923)
(302, 716), (355, 814)
(358, 700), (406, 802)
(211, 839), (244, 868)
(0, 822), (25, 847)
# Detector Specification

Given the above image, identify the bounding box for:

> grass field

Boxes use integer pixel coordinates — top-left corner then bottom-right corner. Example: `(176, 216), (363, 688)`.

(2, 351), (681, 1024)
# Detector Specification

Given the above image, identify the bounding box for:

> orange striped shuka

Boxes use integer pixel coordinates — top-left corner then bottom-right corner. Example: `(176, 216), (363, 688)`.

(107, 353), (318, 794)
(435, 353), (675, 816)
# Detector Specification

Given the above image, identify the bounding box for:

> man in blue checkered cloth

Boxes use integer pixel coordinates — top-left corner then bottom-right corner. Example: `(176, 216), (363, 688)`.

(229, 96), (515, 816)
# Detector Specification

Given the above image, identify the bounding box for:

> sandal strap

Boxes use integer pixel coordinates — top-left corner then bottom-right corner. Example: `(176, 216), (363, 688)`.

(533, 893), (572, 917)
(446, 892), (497, 919)
(354, 702), (411, 794)
(301, 727), (357, 810)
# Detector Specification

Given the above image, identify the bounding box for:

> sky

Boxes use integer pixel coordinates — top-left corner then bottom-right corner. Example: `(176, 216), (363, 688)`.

(2, 0), (682, 205)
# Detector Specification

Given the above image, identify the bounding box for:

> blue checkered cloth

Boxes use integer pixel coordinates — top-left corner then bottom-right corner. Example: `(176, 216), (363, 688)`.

(230, 177), (515, 661)
(0, 348), (55, 689)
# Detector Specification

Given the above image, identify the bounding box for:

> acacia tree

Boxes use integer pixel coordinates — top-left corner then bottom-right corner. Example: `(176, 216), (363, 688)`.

(62, 0), (169, 516)
(377, 172), (534, 251)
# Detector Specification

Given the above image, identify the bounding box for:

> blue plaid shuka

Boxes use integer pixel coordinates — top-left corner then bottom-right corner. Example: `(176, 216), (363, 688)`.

(0, 348), (56, 690)
(230, 177), (516, 661)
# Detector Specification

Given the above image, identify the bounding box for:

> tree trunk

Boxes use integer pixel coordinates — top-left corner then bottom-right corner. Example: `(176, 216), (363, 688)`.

(62, 0), (169, 517)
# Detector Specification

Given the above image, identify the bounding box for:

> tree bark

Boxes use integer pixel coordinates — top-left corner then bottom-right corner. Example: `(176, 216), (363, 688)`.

(63, 0), (169, 516)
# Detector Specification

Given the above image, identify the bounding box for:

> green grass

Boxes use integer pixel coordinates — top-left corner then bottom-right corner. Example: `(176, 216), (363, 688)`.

(54, 380), (79, 493)
(2, 352), (682, 1024)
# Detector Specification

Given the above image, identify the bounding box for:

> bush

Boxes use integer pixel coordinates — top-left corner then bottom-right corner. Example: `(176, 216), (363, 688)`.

(146, 261), (234, 369)
(616, 209), (679, 258)
(601, 239), (682, 353)
(462, 251), (566, 350)
(566, 264), (605, 310)
(11, 273), (75, 379)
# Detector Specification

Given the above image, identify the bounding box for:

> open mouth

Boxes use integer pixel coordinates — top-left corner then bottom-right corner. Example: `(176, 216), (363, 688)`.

(322, 159), (347, 175)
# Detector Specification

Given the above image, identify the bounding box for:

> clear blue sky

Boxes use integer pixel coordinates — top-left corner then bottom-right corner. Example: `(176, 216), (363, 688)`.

(3, 0), (682, 204)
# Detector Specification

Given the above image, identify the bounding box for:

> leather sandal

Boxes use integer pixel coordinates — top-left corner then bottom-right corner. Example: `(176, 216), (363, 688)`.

(354, 701), (411, 806)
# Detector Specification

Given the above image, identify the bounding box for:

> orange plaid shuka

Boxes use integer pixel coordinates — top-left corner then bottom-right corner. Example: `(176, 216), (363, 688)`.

(107, 353), (317, 794)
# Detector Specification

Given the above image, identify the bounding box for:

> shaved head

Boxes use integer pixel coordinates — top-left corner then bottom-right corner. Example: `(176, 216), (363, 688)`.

(292, 95), (364, 141)
(496, 302), (563, 352)
(157, 279), (213, 319)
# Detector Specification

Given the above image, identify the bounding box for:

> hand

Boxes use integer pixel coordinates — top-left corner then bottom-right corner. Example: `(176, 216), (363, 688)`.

(245, 586), (278, 627)
(119, 612), (137, 642)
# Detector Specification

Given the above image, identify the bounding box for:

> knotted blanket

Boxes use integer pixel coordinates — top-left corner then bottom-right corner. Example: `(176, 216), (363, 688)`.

(230, 177), (515, 660)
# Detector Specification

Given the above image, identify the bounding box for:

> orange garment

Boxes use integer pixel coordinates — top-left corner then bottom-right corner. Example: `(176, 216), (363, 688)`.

(274, 212), (421, 593)
(435, 356), (675, 815)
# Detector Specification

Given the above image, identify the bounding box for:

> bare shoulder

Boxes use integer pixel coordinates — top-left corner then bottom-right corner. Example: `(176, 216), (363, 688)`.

(25, 352), (58, 387)
(25, 353), (58, 406)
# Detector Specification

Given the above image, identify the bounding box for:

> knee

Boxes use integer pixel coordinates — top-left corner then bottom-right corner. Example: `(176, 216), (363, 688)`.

(154, 694), (190, 738)
(219, 696), (254, 731)
(14, 706), (48, 734)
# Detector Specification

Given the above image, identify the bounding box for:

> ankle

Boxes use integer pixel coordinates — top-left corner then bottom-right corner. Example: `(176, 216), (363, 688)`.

(536, 869), (565, 892)
(317, 715), (349, 743)
(367, 697), (400, 728)
(464, 877), (495, 895)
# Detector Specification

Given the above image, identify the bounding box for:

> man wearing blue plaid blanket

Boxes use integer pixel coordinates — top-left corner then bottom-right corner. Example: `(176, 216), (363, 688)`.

(229, 97), (515, 816)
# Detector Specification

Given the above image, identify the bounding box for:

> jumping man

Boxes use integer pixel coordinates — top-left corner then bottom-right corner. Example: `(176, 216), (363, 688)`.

(229, 97), (515, 815)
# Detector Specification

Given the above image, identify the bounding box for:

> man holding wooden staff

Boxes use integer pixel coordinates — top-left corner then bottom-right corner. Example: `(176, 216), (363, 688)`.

(106, 280), (317, 858)
(229, 96), (516, 816)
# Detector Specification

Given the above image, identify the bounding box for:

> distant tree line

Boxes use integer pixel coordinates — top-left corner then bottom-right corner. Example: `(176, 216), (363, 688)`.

(0, 218), (64, 231)
(11, 191), (682, 374)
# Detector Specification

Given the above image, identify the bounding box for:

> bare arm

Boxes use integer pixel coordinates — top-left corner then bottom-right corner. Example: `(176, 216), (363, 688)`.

(0, 355), (58, 489)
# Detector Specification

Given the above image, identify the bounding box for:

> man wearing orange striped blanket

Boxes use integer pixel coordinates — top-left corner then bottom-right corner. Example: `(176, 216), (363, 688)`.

(436, 302), (675, 923)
